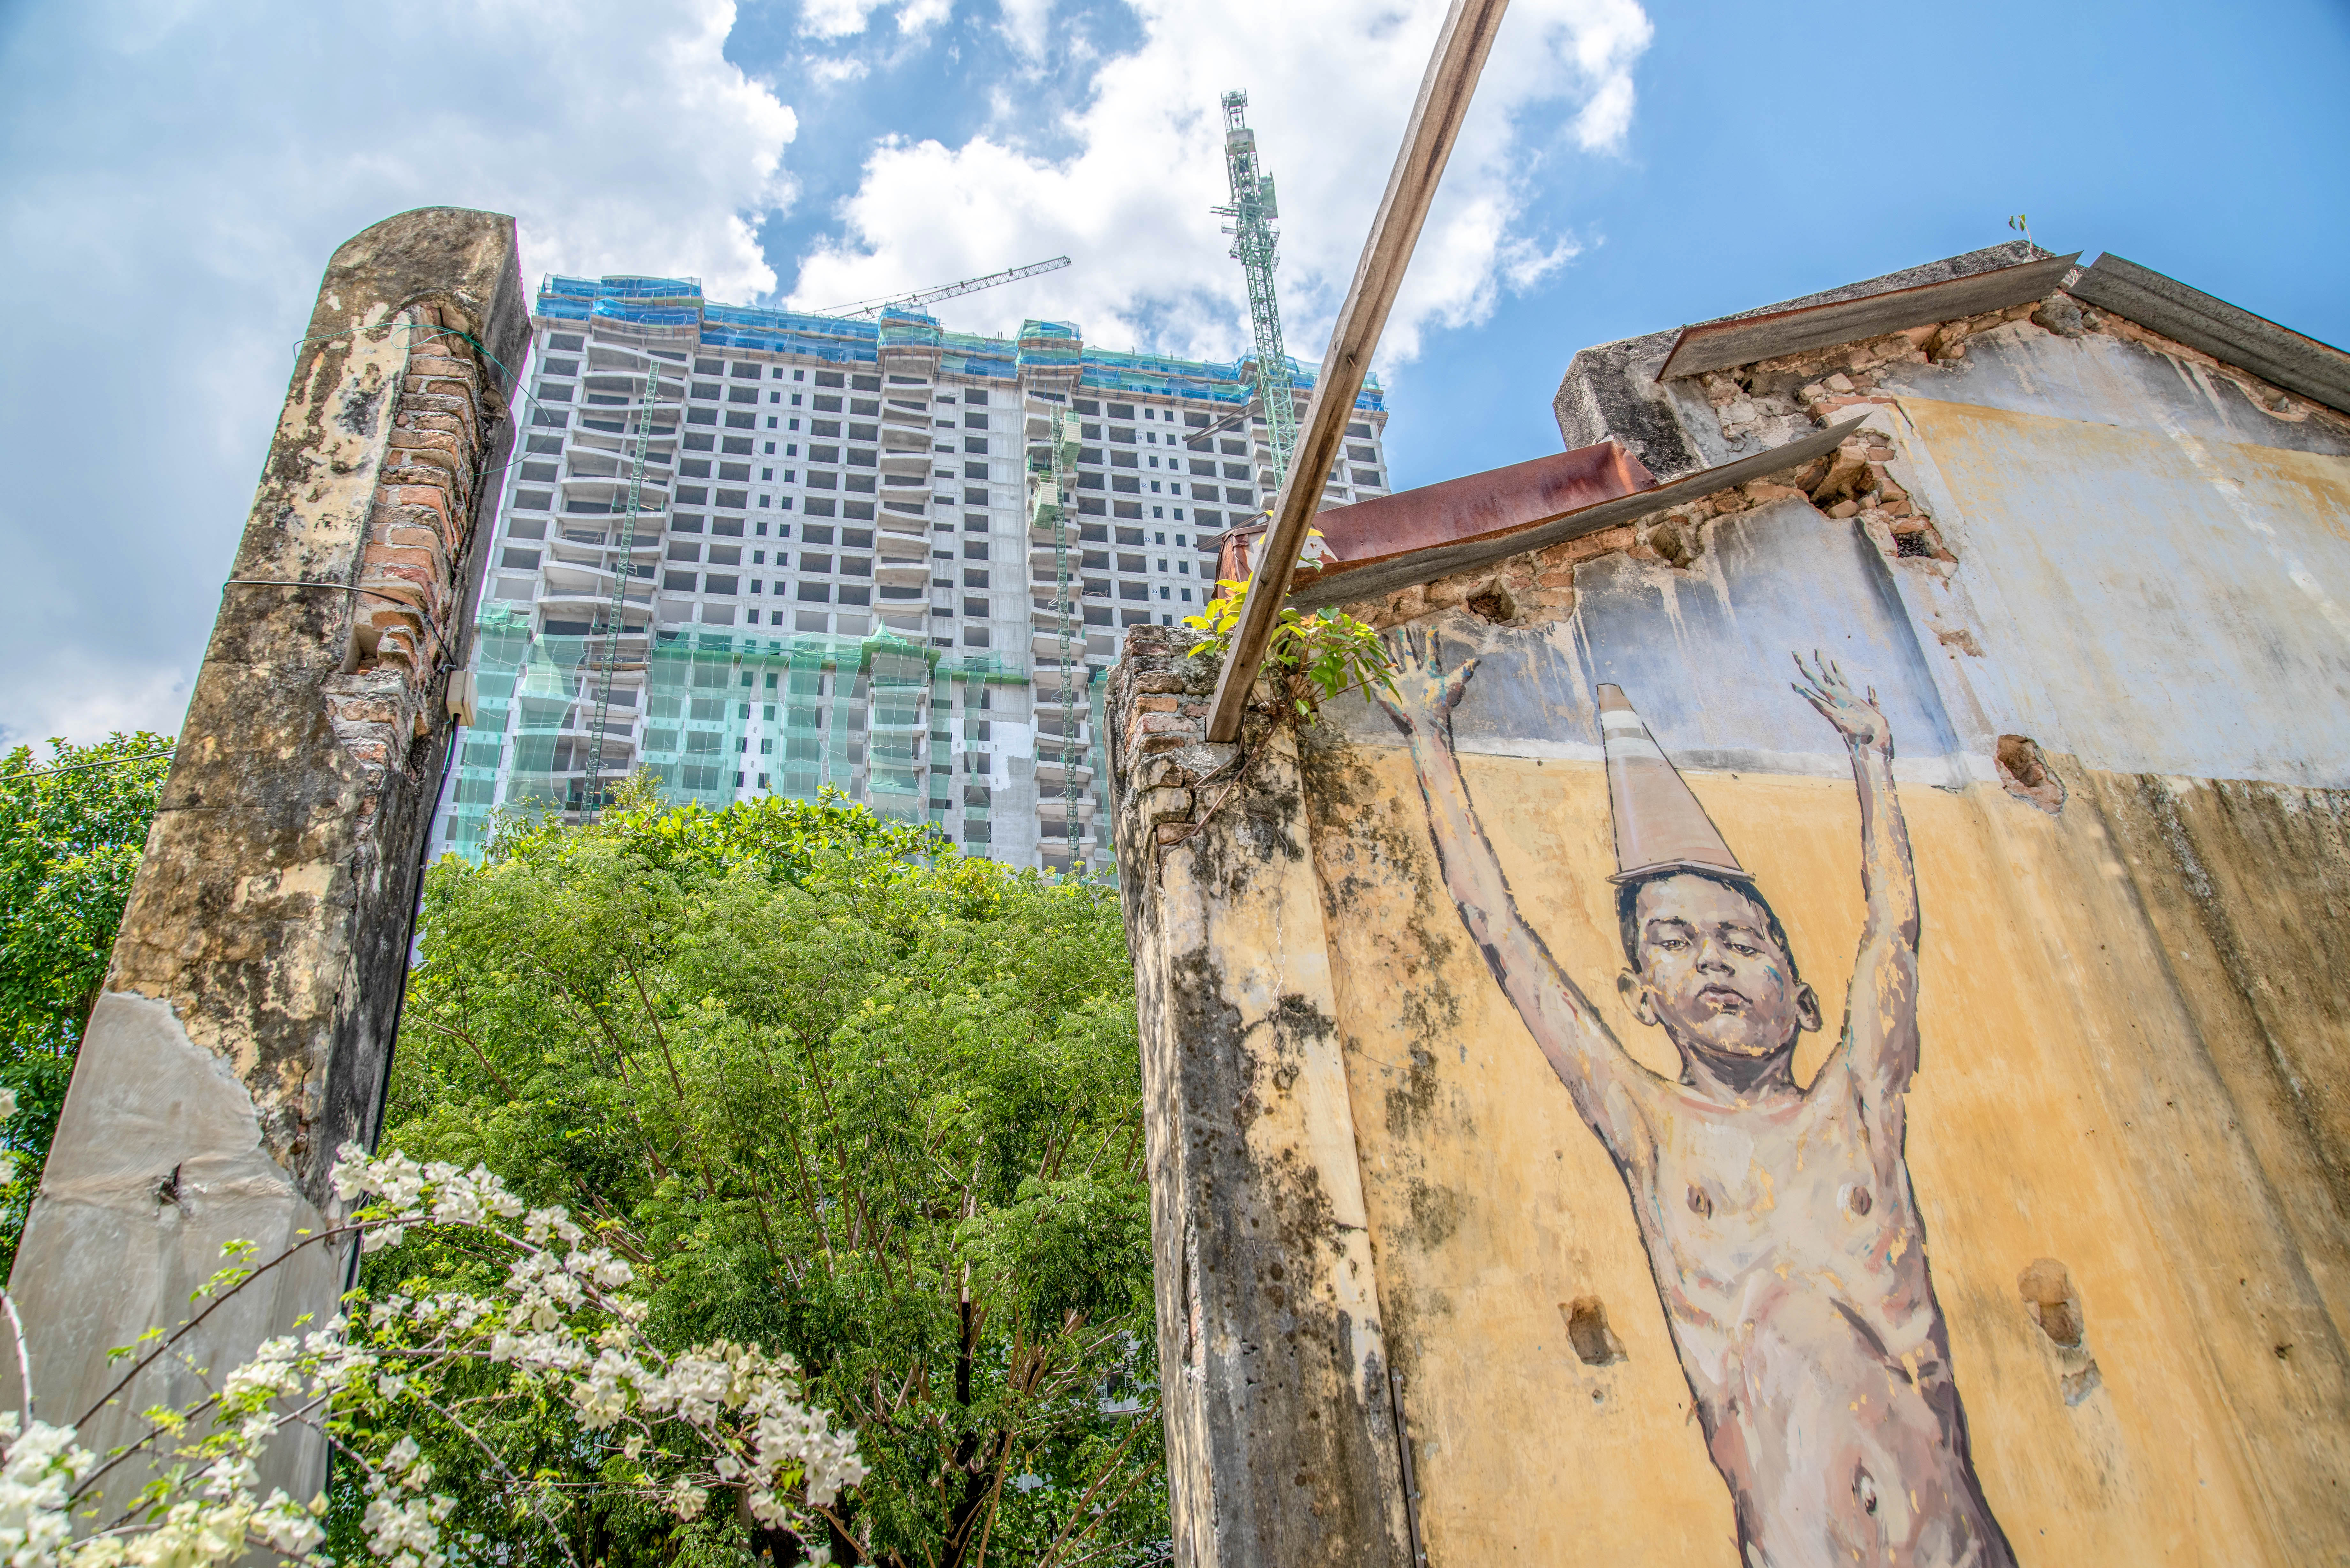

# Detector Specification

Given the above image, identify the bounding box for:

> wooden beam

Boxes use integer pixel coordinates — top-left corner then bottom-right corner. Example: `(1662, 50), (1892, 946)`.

(1203, 0), (1511, 743)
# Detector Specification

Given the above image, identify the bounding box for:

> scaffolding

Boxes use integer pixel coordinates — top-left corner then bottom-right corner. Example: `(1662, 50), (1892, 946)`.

(582, 362), (671, 815)
(442, 620), (952, 856)
(1026, 399), (1088, 866)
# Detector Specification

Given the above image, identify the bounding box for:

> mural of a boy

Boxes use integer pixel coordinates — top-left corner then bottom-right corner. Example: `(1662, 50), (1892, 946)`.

(1375, 629), (2016, 1568)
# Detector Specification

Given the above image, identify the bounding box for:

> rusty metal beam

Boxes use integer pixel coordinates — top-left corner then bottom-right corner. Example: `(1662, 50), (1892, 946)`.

(1203, 0), (1511, 743)
(1217, 439), (1653, 584)
(1290, 416), (1869, 610)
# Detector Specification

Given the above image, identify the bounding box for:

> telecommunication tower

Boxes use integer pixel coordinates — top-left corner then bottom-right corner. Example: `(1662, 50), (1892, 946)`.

(1213, 91), (1299, 493)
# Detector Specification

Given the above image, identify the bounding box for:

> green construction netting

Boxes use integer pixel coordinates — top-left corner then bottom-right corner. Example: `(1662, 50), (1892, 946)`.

(441, 612), (1107, 867)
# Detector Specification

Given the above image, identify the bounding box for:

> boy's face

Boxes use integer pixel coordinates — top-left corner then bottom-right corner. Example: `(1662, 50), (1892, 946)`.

(1622, 873), (1820, 1065)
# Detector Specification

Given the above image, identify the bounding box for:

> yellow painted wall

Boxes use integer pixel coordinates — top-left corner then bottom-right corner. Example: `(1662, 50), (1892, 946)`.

(1302, 742), (2350, 1564)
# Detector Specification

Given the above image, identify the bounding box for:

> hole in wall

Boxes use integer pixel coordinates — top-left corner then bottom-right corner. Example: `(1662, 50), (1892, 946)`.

(1563, 1297), (1627, 1366)
(2019, 1257), (2104, 1403)
(2019, 1257), (2085, 1347)
(1464, 583), (1517, 624)
(1996, 735), (2067, 814)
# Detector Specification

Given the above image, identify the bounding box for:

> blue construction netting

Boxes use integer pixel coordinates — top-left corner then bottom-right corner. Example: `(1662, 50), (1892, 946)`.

(533, 278), (1385, 410)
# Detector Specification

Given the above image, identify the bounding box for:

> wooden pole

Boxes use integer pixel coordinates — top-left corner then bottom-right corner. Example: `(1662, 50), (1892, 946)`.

(1203, 0), (1512, 743)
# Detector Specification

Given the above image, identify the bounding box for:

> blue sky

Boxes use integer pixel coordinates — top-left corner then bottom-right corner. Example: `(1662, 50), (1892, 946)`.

(2, 0), (2344, 746)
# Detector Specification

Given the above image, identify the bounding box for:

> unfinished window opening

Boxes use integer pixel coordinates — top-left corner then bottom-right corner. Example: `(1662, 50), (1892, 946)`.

(1562, 1297), (1627, 1366)
(1996, 735), (2066, 814)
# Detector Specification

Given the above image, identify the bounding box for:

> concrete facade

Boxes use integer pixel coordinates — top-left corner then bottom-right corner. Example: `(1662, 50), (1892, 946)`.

(428, 277), (1392, 877)
(5, 209), (527, 1504)
(1114, 249), (2350, 1564)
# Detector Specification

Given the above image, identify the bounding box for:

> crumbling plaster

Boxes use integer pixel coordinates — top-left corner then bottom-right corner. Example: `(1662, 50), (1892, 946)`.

(8, 207), (528, 1514)
(1119, 247), (2350, 1564)
(1110, 635), (1418, 1568)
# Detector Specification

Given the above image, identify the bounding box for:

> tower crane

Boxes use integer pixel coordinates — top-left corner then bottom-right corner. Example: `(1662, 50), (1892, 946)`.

(814, 255), (1073, 319)
(1212, 91), (1300, 492)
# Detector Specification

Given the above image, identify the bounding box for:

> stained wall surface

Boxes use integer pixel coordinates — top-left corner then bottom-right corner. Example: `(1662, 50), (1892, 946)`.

(1118, 289), (2350, 1565)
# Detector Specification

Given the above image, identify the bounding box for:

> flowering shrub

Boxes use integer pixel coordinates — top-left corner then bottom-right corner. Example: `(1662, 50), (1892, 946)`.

(0, 1099), (865, 1567)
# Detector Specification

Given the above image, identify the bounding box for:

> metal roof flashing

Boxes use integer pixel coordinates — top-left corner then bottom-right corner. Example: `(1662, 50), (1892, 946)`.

(1252, 418), (1866, 613)
(1645, 246), (2350, 418)
(1655, 254), (2082, 381)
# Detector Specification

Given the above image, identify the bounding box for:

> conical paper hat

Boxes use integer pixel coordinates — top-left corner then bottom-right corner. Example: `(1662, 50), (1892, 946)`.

(1597, 684), (1752, 885)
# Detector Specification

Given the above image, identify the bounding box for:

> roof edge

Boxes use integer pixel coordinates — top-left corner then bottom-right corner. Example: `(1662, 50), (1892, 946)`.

(2068, 254), (2350, 416)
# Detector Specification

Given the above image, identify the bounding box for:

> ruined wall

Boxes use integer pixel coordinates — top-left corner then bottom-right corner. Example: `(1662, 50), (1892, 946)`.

(6, 208), (528, 1503)
(1109, 638), (1418, 1568)
(1121, 288), (2350, 1564)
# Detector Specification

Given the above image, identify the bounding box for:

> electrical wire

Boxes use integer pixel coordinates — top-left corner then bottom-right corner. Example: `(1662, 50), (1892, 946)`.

(0, 750), (177, 785)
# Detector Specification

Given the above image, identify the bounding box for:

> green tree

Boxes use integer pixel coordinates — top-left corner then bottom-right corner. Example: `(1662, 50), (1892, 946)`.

(369, 785), (1166, 1566)
(0, 731), (175, 1274)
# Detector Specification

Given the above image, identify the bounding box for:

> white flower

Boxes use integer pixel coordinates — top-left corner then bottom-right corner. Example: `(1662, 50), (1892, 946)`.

(362, 1491), (444, 1562)
(0, 1088), (18, 1120)
(201, 1453), (257, 1500)
(361, 1220), (413, 1253)
(222, 1338), (301, 1402)
(0, 1418), (94, 1565)
(567, 1350), (639, 1431)
(666, 1479), (707, 1521)
(330, 1141), (373, 1202)
(367, 1150), (426, 1209)
(251, 1488), (327, 1555)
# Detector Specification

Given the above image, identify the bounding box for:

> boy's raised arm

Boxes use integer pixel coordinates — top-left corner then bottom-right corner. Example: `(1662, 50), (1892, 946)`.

(1377, 629), (1662, 1161)
(1792, 652), (1922, 1105)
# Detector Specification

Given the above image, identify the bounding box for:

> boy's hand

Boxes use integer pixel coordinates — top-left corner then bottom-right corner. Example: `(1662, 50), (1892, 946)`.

(1792, 650), (1891, 755)
(1376, 627), (1478, 738)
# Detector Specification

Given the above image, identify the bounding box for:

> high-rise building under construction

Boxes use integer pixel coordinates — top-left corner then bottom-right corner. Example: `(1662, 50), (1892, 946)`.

(428, 275), (1392, 873)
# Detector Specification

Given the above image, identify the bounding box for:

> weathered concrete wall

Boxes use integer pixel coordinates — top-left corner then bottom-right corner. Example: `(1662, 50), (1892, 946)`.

(1122, 276), (2350, 1563)
(1110, 635), (1417, 1568)
(6, 208), (527, 1502)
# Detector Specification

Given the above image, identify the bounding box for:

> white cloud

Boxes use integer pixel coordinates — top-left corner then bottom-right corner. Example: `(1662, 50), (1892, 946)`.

(997, 0), (1059, 62)
(800, 0), (949, 40)
(789, 0), (1652, 371)
(0, 0), (797, 747)
(808, 54), (875, 86)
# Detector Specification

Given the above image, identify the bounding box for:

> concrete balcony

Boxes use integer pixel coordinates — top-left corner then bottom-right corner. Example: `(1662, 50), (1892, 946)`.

(875, 560), (931, 590)
(558, 475), (670, 513)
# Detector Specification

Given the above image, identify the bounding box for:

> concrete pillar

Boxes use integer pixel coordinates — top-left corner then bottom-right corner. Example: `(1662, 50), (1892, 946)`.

(1107, 627), (1417, 1568)
(5, 208), (527, 1503)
